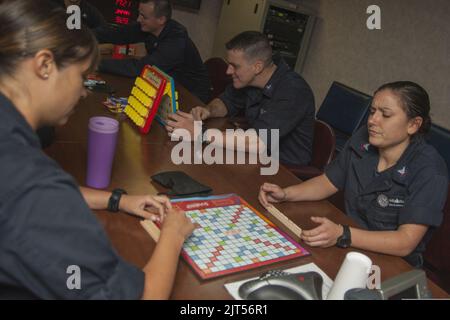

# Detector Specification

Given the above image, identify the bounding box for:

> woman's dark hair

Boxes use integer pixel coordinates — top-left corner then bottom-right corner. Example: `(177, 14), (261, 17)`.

(375, 81), (432, 135)
(0, 0), (99, 79)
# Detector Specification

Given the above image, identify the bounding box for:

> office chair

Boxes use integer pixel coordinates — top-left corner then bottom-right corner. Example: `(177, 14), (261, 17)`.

(424, 184), (450, 294)
(284, 120), (336, 180)
(423, 124), (450, 293)
(316, 82), (372, 152)
(426, 124), (450, 179)
(204, 57), (232, 102)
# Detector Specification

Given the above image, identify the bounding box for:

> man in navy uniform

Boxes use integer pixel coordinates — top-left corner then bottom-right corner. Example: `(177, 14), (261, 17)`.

(166, 31), (315, 167)
(94, 0), (211, 103)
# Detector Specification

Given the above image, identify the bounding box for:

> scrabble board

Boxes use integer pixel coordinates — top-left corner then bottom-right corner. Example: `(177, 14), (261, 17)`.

(171, 194), (310, 280)
(124, 65), (178, 134)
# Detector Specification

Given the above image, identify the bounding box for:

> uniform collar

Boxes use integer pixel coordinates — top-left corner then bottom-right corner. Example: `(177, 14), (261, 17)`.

(390, 136), (424, 185)
(156, 19), (185, 40)
(350, 127), (423, 193)
(349, 127), (377, 158)
(0, 92), (41, 148)
(350, 139), (381, 193)
(243, 58), (291, 105)
(261, 58), (290, 98)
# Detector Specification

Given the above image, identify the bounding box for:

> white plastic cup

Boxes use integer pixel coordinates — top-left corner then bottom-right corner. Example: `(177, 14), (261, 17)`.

(326, 252), (373, 300)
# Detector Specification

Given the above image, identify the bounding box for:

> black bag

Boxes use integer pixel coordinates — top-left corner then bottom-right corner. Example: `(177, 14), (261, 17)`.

(151, 171), (212, 197)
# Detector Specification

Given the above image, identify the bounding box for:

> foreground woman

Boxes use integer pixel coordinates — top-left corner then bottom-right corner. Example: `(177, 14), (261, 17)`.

(259, 81), (448, 267)
(0, 0), (194, 299)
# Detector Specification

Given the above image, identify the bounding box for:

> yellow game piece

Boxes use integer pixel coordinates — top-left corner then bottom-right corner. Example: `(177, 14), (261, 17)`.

(125, 66), (178, 134)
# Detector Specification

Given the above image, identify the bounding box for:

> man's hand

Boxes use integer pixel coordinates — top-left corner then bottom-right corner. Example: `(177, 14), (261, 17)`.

(191, 106), (211, 121)
(165, 111), (198, 141)
(301, 217), (343, 248)
(120, 194), (172, 222)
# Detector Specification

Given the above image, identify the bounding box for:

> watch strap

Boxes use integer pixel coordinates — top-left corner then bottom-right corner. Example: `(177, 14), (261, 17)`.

(107, 188), (127, 212)
(337, 224), (351, 248)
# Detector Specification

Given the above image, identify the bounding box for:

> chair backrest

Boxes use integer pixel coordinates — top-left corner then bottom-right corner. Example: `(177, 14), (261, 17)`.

(423, 124), (450, 292)
(204, 57), (232, 102)
(311, 120), (336, 170)
(424, 184), (450, 293)
(426, 124), (450, 179)
(316, 82), (372, 151)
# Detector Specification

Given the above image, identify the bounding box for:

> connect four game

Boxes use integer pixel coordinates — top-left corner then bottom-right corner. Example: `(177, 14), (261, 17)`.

(171, 194), (310, 280)
(152, 66), (178, 126)
(124, 65), (178, 134)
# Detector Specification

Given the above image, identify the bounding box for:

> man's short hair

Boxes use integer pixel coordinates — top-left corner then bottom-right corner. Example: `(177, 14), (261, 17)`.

(225, 31), (273, 66)
(140, 0), (172, 20)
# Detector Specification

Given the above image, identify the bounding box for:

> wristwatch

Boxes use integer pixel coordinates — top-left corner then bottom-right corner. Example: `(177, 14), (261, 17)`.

(107, 188), (127, 212)
(336, 225), (352, 248)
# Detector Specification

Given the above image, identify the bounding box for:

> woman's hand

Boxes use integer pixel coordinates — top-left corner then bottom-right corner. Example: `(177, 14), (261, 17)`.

(120, 194), (172, 222)
(301, 217), (344, 248)
(160, 207), (196, 245)
(258, 183), (287, 208)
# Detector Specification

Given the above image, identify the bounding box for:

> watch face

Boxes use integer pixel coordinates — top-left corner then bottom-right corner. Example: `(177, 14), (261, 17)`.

(338, 238), (351, 248)
(337, 226), (351, 248)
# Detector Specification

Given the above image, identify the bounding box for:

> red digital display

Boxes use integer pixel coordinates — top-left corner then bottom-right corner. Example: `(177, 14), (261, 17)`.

(114, 0), (132, 25)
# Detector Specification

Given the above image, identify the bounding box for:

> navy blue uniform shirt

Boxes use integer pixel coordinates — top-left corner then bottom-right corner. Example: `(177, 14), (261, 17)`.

(325, 126), (448, 267)
(0, 93), (144, 299)
(95, 19), (211, 103)
(220, 59), (315, 166)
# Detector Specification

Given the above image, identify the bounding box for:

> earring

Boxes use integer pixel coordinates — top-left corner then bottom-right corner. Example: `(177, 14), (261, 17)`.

(43, 74), (49, 79)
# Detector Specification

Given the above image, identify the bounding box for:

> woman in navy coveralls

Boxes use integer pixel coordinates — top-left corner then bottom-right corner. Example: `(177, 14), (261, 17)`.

(259, 81), (448, 267)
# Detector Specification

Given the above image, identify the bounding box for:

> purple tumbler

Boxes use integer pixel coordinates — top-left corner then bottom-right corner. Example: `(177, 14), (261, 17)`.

(86, 117), (119, 189)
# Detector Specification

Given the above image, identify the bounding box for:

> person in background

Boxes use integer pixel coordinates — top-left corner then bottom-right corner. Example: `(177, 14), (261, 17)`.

(166, 31), (315, 167)
(37, 0), (108, 149)
(94, 0), (211, 103)
(0, 0), (194, 299)
(259, 81), (448, 268)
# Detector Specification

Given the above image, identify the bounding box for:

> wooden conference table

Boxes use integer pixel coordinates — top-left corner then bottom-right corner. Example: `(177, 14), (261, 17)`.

(45, 73), (449, 299)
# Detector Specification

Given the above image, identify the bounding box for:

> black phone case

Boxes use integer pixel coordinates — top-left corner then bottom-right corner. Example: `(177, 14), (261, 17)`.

(151, 171), (212, 197)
